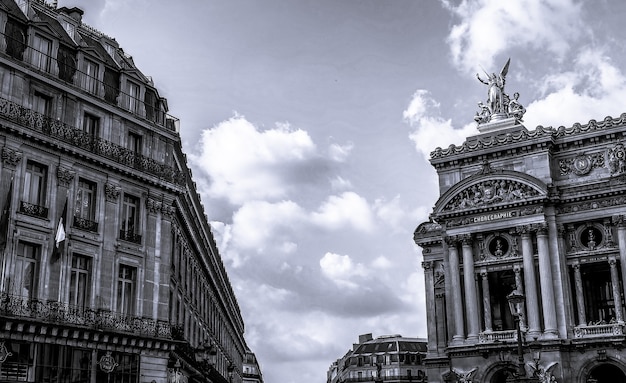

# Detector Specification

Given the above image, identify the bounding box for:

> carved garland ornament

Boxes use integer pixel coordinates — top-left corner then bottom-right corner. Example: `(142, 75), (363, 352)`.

(1, 146), (22, 168)
(559, 152), (604, 176)
(443, 179), (540, 211)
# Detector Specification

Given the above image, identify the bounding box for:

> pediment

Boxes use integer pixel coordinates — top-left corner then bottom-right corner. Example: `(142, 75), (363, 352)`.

(434, 167), (548, 216)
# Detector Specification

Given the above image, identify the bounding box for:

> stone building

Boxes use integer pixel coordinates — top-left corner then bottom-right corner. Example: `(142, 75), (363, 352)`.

(414, 60), (626, 383)
(327, 333), (428, 383)
(0, 1), (246, 382)
(242, 347), (263, 383)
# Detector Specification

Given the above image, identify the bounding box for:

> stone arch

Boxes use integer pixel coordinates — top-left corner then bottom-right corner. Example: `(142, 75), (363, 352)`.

(433, 169), (549, 215)
(480, 361), (517, 383)
(577, 357), (626, 383)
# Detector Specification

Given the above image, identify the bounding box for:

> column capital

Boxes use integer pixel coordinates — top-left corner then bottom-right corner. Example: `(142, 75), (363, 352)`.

(613, 215), (626, 228)
(461, 234), (473, 246)
(516, 225), (532, 236)
(422, 261), (433, 271)
(445, 236), (459, 246)
(533, 223), (549, 236)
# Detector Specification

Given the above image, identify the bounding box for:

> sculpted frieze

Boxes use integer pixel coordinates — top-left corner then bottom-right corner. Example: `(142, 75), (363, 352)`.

(443, 179), (540, 212)
(608, 142), (626, 175)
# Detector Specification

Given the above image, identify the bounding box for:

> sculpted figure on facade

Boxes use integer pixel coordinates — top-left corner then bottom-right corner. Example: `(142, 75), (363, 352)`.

(608, 143), (626, 174)
(475, 58), (526, 123)
(444, 180), (539, 211)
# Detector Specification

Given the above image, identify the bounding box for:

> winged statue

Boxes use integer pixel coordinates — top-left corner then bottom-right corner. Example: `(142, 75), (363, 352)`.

(453, 367), (478, 383)
(527, 361), (559, 383)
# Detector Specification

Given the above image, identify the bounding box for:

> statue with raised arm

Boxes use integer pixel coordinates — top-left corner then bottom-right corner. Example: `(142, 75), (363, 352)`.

(477, 58), (510, 115)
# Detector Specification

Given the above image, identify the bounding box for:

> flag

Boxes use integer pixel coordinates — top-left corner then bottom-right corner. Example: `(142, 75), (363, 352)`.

(51, 199), (67, 263)
(0, 180), (13, 252)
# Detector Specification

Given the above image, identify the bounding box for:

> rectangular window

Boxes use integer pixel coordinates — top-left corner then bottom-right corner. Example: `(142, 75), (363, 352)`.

(117, 264), (136, 315)
(127, 131), (142, 154)
(33, 92), (51, 117)
(127, 80), (140, 113)
(21, 160), (48, 218)
(14, 241), (39, 298)
(69, 254), (91, 309)
(83, 59), (99, 94)
(82, 113), (99, 138)
(95, 352), (138, 383)
(120, 194), (140, 243)
(0, 342), (31, 381)
(32, 34), (52, 72)
(74, 178), (97, 232)
(36, 344), (91, 383)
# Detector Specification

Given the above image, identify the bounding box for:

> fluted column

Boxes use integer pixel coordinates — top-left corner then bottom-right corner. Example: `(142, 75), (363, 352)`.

(423, 260), (438, 354)
(519, 226), (541, 338)
(447, 237), (465, 344)
(537, 225), (558, 338)
(616, 217), (626, 318)
(462, 235), (479, 343)
(572, 262), (586, 326)
(480, 269), (492, 332)
(609, 257), (624, 323)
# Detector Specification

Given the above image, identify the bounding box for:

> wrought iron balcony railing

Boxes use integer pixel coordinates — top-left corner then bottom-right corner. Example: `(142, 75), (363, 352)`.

(73, 215), (99, 232)
(19, 200), (48, 219)
(0, 97), (185, 185)
(119, 229), (142, 244)
(0, 293), (173, 339)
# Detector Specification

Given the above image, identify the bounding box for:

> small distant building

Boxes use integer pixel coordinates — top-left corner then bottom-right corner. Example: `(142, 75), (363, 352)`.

(242, 347), (264, 383)
(327, 333), (427, 383)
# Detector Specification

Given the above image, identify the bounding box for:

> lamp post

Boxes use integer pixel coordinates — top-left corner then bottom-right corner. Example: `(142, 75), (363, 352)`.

(506, 289), (540, 383)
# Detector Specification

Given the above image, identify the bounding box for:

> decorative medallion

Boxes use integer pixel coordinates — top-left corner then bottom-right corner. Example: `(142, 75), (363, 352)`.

(558, 152), (604, 176)
(98, 351), (118, 373)
(581, 226), (603, 251)
(608, 143), (626, 175)
(0, 342), (12, 363)
(489, 236), (509, 257)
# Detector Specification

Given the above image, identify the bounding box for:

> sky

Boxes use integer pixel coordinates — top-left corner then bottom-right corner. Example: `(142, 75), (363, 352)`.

(54, 1), (626, 382)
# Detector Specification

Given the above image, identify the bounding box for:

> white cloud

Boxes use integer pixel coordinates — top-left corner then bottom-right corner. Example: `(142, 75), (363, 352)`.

(189, 115), (317, 205)
(525, 48), (626, 129)
(330, 176), (353, 191)
(328, 142), (353, 162)
(443, 0), (584, 73)
(404, 90), (477, 161)
(319, 252), (368, 288)
(311, 192), (374, 232)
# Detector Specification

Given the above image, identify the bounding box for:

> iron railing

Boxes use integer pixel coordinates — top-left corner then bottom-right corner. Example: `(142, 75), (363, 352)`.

(19, 200), (48, 218)
(73, 216), (99, 232)
(0, 293), (173, 339)
(0, 97), (185, 185)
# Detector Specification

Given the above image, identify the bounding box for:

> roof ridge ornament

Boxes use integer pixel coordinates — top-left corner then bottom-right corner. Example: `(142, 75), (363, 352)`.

(475, 58), (526, 125)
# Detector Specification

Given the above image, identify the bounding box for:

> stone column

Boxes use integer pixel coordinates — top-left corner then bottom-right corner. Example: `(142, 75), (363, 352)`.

(609, 257), (624, 323)
(572, 262), (586, 326)
(520, 226), (541, 339)
(462, 235), (479, 343)
(480, 269), (492, 332)
(0, 146), (22, 294)
(615, 217), (626, 319)
(447, 237), (465, 344)
(537, 224), (558, 338)
(423, 260), (438, 355)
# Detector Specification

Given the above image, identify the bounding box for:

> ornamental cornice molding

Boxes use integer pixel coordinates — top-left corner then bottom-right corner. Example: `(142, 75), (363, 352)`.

(430, 113), (626, 160)
(56, 166), (75, 187)
(2, 146), (22, 168)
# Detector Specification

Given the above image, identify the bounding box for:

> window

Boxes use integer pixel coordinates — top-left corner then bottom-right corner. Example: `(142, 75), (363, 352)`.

(120, 194), (140, 243)
(0, 342), (31, 381)
(21, 161), (48, 218)
(126, 80), (140, 113)
(582, 263), (622, 323)
(69, 254), (91, 309)
(83, 59), (99, 94)
(32, 34), (52, 72)
(82, 113), (99, 138)
(33, 92), (51, 117)
(36, 345), (91, 383)
(95, 352), (138, 383)
(13, 241), (39, 298)
(127, 131), (142, 154)
(117, 264), (136, 315)
(74, 178), (97, 232)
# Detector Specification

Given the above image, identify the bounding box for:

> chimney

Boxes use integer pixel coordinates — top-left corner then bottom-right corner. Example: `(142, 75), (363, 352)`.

(58, 7), (84, 23)
(358, 333), (373, 344)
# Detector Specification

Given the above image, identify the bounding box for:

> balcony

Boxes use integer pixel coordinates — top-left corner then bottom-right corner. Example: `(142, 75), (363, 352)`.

(0, 97), (185, 185)
(73, 215), (99, 232)
(0, 293), (173, 339)
(119, 229), (142, 244)
(574, 322), (625, 338)
(19, 200), (48, 219)
(478, 329), (517, 343)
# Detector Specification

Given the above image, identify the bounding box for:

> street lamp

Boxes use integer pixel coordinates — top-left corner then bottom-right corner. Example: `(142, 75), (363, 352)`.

(506, 289), (541, 383)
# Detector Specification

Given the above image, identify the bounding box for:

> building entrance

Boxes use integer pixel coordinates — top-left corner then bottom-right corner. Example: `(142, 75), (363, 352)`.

(588, 363), (626, 383)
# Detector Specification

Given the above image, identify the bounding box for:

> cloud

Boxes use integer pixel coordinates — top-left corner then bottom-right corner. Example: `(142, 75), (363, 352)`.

(320, 252), (369, 288)
(404, 89), (477, 161)
(328, 142), (354, 162)
(442, 0), (584, 73)
(311, 192), (375, 232)
(189, 115), (318, 205)
(525, 48), (626, 129)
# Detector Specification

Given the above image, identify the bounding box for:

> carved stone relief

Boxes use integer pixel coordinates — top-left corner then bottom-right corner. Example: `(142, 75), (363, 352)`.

(1, 146), (22, 168)
(558, 152), (604, 176)
(608, 143), (626, 175)
(443, 179), (541, 211)
(56, 166), (75, 187)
